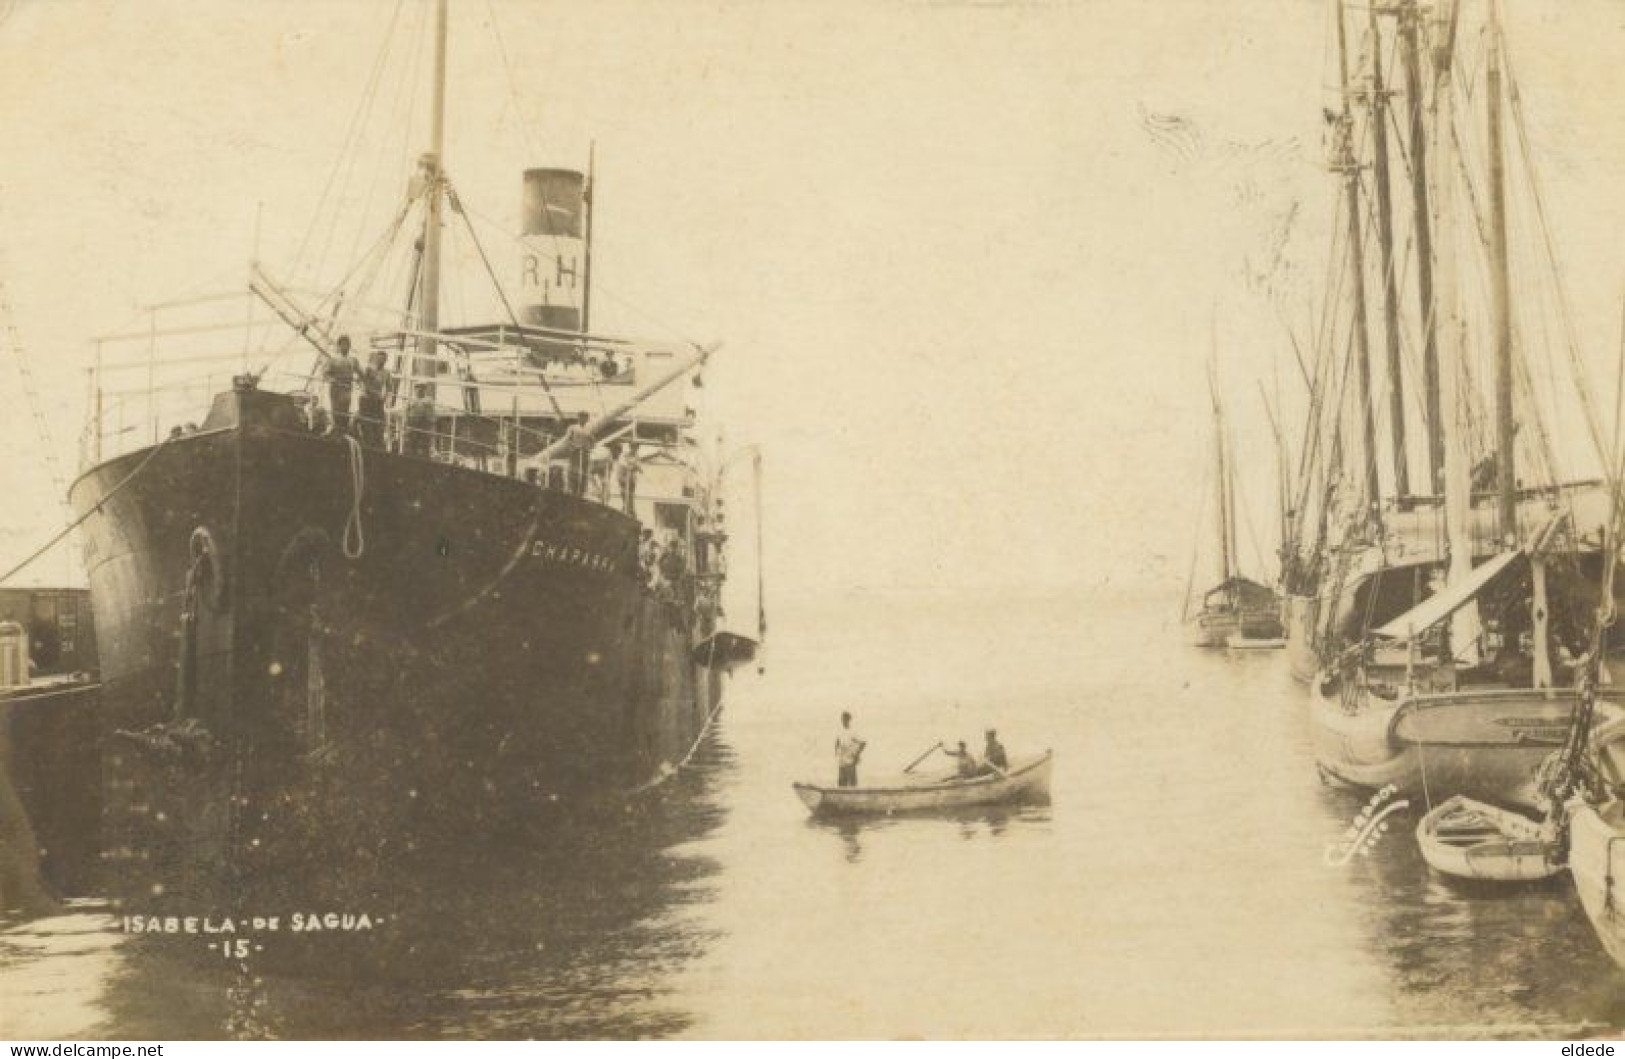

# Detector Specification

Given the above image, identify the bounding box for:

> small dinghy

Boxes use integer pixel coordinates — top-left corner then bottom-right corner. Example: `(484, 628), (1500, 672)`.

(794, 751), (1052, 816)
(1415, 794), (1563, 882)
(1226, 631), (1285, 651)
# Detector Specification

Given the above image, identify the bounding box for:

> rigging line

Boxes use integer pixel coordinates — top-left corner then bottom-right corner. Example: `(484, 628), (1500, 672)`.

(263, 201), (420, 384)
(273, 195), (422, 382)
(390, 0), (430, 224)
(1294, 207), (1353, 533)
(288, 0), (406, 289)
(1232, 447), (1271, 580)
(448, 185), (566, 420)
(484, 0), (542, 159)
(0, 264), (68, 503)
(312, 195), (421, 321)
(0, 435), (175, 587)
(484, 0), (569, 268)
(1448, 108), (1562, 493)
(310, 10), (403, 293)
(347, 199), (424, 322)
(1182, 455), (1213, 622)
(1501, 38), (1608, 471)
(458, 201), (704, 349)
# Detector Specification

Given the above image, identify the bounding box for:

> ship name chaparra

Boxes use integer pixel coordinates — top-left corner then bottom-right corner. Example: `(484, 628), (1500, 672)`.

(528, 535), (619, 573)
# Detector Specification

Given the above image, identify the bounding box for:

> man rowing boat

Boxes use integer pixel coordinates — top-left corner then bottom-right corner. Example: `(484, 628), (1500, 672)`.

(942, 741), (981, 780)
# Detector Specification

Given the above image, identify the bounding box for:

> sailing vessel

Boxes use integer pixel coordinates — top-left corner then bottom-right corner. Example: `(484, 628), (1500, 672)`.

(69, 1), (761, 915)
(1284, 0), (1618, 809)
(1185, 363), (1283, 649)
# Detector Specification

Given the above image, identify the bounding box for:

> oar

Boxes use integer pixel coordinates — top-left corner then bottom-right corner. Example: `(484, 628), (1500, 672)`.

(903, 742), (944, 773)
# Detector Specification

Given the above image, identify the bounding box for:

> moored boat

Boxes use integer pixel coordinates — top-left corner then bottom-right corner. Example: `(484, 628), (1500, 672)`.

(1184, 357), (1281, 649)
(1415, 794), (1561, 882)
(65, 0), (765, 924)
(1293, 0), (1620, 817)
(1564, 710), (1625, 969)
(793, 751), (1052, 817)
(1226, 629), (1285, 651)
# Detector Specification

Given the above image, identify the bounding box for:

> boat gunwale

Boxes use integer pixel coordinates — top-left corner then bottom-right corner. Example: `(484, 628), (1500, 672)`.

(792, 750), (1052, 797)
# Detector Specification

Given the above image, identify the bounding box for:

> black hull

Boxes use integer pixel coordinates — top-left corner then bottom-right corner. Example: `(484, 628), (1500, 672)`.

(71, 388), (729, 918)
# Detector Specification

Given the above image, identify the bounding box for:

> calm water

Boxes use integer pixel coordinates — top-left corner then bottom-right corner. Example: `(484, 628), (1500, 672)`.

(4, 588), (1625, 1039)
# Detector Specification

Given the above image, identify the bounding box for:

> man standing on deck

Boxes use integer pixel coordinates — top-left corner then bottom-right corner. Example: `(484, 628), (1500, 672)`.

(563, 411), (593, 494)
(324, 335), (361, 435)
(358, 349), (392, 450)
(403, 384), (437, 458)
(612, 441), (641, 516)
(835, 711), (866, 788)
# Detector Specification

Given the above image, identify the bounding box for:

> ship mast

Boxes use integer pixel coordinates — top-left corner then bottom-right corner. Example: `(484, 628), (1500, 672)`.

(1209, 354), (1234, 588)
(418, 0), (449, 351)
(1397, 0), (1443, 494)
(1430, 0), (1477, 663)
(1366, 1), (1410, 504)
(582, 142), (595, 334)
(1485, 4), (1517, 543)
(1335, 0), (1382, 530)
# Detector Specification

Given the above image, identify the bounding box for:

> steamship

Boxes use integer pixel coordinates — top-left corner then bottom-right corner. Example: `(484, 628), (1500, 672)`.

(70, 1), (760, 913)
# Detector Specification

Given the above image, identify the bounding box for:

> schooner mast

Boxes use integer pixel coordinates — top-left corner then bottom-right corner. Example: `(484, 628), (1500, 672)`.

(1365, 1), (1410, 504)
(1396, 0), (1443, 494)
(1484, 6), (1517, 543)
(1333, 0), (1382, 528)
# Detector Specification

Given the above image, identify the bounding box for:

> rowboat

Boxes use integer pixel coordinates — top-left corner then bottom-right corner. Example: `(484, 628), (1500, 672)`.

(793, 751), (1052, 816)
(1415, 794), (1562, 883)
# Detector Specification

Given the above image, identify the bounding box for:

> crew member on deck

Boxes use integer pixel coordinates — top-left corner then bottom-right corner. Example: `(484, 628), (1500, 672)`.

(324, 335), (361, 435)
(403, 384), (437, 458)
(589, 440), (613, 503)
(358, 349), (392, 450)
(835, 711), (866, 788)
(563, 412), (593, 494)
(639, 529), (659, 585)
(659, 538), (688, 603)
(612, 441), (641, 516)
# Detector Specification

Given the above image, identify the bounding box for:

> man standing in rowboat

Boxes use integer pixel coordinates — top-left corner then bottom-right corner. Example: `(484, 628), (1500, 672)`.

(835, 712), (866, 788)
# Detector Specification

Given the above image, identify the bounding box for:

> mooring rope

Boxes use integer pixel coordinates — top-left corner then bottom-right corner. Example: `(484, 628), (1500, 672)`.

(0, 435), (175, 587)
(342, 434), (366, 560)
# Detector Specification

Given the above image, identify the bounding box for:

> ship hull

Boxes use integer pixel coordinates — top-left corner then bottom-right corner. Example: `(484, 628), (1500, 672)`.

(1184, 607), (1283, 649)
(1307, 674), (1581, 811)
(1567, 798), (1625, 969)
(1284, 594), (1319, 683)
(72, 388), (728, 914)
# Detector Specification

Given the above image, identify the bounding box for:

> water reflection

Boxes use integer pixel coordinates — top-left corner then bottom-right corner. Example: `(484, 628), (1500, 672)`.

(12, 592), (1625, 1037)
(4, 736), (738, 1040)
(804, 804), (1050, 864)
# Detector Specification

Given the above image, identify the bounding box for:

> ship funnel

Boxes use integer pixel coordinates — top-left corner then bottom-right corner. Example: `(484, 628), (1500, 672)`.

(519, 168), (585, 332)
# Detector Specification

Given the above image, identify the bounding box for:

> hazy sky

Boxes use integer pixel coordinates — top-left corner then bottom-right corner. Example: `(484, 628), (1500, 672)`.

(1, 0), (1622, 598)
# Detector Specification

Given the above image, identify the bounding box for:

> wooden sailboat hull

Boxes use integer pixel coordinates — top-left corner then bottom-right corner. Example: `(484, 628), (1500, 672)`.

(1566, 797), (1625, 970)
(1285, 594), (1320, 682)
(1185, 603), (1283, 649)
(1308, 675), (1579, 810)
